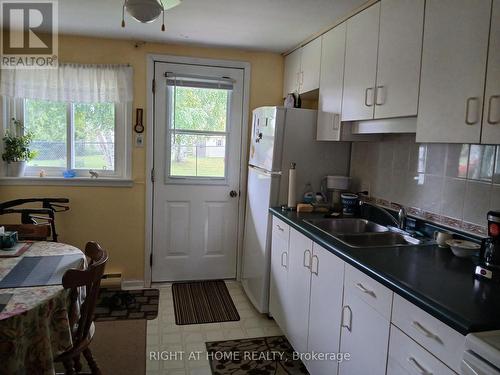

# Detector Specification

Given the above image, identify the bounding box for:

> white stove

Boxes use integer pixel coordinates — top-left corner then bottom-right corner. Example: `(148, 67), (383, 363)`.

(462, 331), (500, 375)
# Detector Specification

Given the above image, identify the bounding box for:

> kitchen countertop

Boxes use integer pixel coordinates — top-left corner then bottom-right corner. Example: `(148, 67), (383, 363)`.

(270, 207), (500, 335)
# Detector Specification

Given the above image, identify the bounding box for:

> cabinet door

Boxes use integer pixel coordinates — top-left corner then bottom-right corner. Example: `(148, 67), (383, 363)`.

(416, 0), (491, 143)
(286, 228), (312, 354)
(342, 3), (380, 121)
(300, 38), (321, 94)
(306, 243), (344, 375)
(317, 23), (346, 141)
(374, 0), (424, 119)
(339, 288), (390, 375)
(482, 0), (500, 144)
(283, 49), (302, 97)
(269, 220), (289, 334)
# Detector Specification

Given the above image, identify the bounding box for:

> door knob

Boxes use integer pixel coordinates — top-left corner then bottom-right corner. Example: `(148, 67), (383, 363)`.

(230, 190), (238, 198)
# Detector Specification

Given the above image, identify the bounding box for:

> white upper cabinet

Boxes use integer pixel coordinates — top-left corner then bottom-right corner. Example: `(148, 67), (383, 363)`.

(317, 23), (347, 141)
(282, 38), (321, 97)
(300, 38), (322, 94)
(342, 3), (380, 121)
(343, 0), (424, 122)
(482, 0), (500, 144)
(374, 0), (424, 119)
(416, 0), (492, 143)
(283, 48), (302, 97)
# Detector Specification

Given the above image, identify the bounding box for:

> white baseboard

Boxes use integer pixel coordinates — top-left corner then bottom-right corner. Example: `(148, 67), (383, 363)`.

(121, 279), (145, 290)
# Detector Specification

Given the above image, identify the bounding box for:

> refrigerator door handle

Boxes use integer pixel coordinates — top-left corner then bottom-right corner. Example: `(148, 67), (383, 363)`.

(248, 165), (282, 176)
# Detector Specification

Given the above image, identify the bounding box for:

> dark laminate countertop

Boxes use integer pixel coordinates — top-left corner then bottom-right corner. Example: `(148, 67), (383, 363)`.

(270, 207), (500, 335)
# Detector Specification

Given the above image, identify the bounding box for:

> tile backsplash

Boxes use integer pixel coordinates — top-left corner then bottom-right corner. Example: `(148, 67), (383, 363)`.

(350, 134), (500, 232)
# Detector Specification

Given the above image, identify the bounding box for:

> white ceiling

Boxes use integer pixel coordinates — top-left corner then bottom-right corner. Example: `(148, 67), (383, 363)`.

(57, 0), (367, 53)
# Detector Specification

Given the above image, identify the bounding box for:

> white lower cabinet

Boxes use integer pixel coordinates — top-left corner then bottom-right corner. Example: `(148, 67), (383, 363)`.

(306, 243), (345, 375)
(286, 229), (313, 354)
(392, 294), (465, 373)
(269, 217), (289, 334)
(339, 285), (391, 375)
(269, 220), (464, 375)
(388, 325), (456, 375)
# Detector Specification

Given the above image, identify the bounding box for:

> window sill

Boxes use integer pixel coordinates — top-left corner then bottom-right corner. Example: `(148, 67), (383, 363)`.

(0, 177), (134, 187)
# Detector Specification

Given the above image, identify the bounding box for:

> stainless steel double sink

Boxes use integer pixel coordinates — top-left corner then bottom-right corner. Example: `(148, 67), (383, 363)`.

(303, 218), (423, 248)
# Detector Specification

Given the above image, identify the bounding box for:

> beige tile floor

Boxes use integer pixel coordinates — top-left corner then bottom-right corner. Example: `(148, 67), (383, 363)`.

(146, 281), (283, 375)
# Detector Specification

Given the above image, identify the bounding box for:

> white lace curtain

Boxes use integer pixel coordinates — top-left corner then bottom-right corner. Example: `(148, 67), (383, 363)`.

(0, 63), (133, 103)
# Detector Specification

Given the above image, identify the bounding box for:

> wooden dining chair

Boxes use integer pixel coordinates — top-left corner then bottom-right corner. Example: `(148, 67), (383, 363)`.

(55, 242), (108, 375)
(2, 223), (52, 241)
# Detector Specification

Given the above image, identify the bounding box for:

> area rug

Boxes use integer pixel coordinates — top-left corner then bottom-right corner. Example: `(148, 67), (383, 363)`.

(94, 288), (159, 321)
(206, 336), (309, 375)
(172, 280), (240, 325)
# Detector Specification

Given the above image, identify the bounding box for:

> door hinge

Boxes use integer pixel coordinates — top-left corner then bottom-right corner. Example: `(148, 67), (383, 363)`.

(152, 78), (156, 94)
(150, 253), (153, 267)
(151, 168), (155, 183)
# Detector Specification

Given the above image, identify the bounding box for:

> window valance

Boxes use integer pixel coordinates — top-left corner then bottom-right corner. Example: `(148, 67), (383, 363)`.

(0, 63), (133, 103)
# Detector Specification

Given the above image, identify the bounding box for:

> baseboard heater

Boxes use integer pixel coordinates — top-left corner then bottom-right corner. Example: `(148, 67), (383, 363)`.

(101, 273), (122, 288)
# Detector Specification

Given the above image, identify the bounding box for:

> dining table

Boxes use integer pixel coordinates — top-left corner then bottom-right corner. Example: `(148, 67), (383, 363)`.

(0, 241), (86, 375)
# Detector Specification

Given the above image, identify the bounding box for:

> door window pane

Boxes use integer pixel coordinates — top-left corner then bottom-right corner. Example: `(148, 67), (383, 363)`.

(170, 134), (226, 177)
(172, 86), (228, 132)
(24, 99), (67, 168)
(73, 103), (115, 170)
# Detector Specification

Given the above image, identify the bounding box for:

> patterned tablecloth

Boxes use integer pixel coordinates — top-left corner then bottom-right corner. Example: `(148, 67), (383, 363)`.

(0, 241), (85, 375)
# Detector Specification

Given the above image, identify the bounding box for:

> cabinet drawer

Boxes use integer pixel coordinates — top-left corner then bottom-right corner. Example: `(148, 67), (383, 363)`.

(344, 264), (393, 320)
(388, 325), (456, 375)
(272, 217), (289, 241)
(392, 294), (465, 372)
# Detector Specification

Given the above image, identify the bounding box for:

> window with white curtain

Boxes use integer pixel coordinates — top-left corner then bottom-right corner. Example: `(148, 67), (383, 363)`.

(0, 63), (133, 178)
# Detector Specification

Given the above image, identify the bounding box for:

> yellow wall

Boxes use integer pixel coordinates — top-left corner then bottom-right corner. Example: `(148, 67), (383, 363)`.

(0, 34), (284, 281)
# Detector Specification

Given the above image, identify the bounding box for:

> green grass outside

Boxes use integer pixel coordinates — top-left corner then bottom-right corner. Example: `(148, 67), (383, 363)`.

(171, 157), (225, 177)
(29, 155), (224, 176)
(29, 155), (110, 170)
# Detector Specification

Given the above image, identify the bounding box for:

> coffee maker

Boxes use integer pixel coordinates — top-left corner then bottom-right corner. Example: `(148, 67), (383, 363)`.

(475, 210), (500, 282)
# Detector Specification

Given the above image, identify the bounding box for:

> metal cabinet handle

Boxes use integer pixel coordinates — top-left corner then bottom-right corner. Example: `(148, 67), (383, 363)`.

(281, 251), (288, 269)
(311, 255), (319, 276)
(411, 321), (443, 344)
(303, 249), (312, 269)
(364, 87), (374, 107)
(276, 224), (284, 232)
(487, 95), (500, 125)
(465, 97), (480, 125)
(341, 305), (352, 332)
(375, 85), (385, 106)
(355, 282), (376, 297)
(407, 357), (431, 375)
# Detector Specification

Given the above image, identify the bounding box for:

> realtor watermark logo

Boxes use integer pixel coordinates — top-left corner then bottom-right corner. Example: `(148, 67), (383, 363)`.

(0, 0), (58, 69)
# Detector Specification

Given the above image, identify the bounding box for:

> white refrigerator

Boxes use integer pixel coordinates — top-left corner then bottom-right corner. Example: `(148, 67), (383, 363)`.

(241, 106), (351, 313)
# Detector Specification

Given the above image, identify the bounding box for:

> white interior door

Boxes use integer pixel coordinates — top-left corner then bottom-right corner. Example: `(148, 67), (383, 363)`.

(152, 61), (244, 282)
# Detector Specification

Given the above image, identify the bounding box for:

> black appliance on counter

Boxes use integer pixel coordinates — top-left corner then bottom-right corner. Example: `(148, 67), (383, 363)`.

(475, 210), (500, 282)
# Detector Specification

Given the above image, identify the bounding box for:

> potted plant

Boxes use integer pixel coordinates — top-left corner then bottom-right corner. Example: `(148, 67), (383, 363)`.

(2, 118), (37, 177)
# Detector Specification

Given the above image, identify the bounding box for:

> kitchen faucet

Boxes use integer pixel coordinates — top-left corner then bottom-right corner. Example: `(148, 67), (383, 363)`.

(359, 200), (407, 230)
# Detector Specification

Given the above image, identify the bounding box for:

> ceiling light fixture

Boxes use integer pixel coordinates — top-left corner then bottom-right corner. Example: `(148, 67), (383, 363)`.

(121, 0), (181, 32)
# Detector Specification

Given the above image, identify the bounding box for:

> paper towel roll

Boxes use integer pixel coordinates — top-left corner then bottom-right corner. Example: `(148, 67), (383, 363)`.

(287, 163), (297, 209)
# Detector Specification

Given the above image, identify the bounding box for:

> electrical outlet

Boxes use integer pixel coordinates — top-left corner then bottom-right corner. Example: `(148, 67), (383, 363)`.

(135, 134), (144, 148)
(361, 182), (371, 197)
